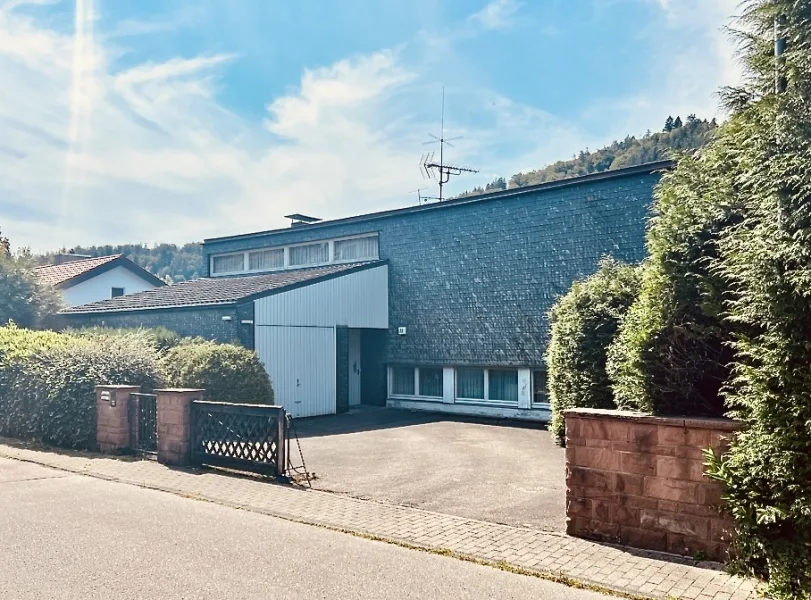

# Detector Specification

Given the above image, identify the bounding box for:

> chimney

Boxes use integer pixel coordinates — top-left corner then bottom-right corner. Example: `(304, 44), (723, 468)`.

(53, 251), (91, 265)
(284, 214), (322, 228)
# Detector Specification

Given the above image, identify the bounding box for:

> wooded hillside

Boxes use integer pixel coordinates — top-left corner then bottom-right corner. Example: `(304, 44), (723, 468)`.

(457, 115), (717, 197)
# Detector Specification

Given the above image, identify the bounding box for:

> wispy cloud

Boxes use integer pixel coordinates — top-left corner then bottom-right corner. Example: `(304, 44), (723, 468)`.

(0, 0), (740, 251)
(468, 0), (522, 31)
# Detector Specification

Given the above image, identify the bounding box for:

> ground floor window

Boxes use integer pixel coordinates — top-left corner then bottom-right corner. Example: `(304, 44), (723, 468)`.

(391, 366), (444, 398)
(392, 367), (415, 396)
(456, 368), (485, 400)
(455, 368), (519, 405)
(488, 369), (518, 403)
(532, 370), (548, 405)
(418, 367), (443, 398)
(388, 366), (545, 409)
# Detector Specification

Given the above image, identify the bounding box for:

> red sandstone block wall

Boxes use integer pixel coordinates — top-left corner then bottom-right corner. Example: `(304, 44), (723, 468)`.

(564, 409), (741, 561)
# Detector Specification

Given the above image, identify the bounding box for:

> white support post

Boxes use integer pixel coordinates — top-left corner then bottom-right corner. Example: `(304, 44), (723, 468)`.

(518, 369), (532, 409)
(442, 367), (455, 404)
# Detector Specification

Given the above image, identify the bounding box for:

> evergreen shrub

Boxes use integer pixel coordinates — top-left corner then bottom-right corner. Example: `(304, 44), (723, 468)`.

(545, 257), (641, 444)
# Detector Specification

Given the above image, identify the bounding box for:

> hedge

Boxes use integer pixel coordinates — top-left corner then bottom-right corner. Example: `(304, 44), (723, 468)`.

(605, 151), (738, 418)
(0, 324), (161, 448)
(545, 257), (641, 445)
(67, 326), (185, 351)
(161, 341), (274, 405)
(703, 2), (811, 594)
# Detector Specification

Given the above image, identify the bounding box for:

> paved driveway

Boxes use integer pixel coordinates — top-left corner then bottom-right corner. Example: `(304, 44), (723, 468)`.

(293, 407), (566, 531)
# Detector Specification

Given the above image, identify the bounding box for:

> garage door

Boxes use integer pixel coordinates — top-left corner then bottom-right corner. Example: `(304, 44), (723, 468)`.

(255, 326), (336, 418)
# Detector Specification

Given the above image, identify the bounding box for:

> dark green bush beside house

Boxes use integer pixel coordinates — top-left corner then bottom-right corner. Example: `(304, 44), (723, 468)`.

(161, 342), (274, 405)
(605, 151), (739, 418)
(545, 258), (641, 444)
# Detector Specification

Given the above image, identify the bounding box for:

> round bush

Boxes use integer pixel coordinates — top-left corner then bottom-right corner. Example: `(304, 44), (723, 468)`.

(161, 342), (274, 405)
(545, 257), (641, 445)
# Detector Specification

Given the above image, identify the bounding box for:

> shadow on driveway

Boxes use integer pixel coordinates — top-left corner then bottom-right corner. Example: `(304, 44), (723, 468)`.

(292, 406), (547, 438)
(291, 406), (565, 532)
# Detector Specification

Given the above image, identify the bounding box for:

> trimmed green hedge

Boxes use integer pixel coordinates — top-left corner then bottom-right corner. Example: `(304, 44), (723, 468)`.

(0, 324), (161, 448)
(545, 257), (641, 444)
(0, 326), (275, 449)
(67, 326), (185, 351)
(605, 151), (738, 418)
(161, 342), (274, 405)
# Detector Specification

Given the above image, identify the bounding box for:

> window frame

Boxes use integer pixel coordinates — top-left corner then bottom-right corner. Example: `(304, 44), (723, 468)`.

(209, 233), (379, 277)
(390, 366), (416, 397)
(454, 368), (520, 407)
(417, 367), (444, 399)
(211, 251), (247, 275)
(248, 247), (285, 272)
(389, 366), (444, 400)
(532, 369), (550, 407)
(111, 287), (125, 298)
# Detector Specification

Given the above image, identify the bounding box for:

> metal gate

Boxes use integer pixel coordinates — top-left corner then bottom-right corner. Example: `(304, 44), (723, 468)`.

(190, 400), (286, 476)
(129, 392), (158, 454)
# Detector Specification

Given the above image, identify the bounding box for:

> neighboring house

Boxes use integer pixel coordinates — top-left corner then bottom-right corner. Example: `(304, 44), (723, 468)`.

(60, 160), (672, 421)
(37, 254), (165, 307)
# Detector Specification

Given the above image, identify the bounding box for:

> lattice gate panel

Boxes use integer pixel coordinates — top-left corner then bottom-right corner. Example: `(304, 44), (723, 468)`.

(190, 401), (286, 475)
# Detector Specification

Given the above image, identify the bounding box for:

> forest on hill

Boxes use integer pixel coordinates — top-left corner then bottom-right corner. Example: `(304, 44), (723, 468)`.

(33, 116), (717, 282)
(457, 115), (717, 197)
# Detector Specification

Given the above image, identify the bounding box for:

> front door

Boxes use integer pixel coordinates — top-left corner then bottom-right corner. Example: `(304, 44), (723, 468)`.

(348, 329), (361, 406)
(361, 329), (387, 406)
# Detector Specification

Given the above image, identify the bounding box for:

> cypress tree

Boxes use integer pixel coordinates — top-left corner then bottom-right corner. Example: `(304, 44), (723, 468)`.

(704, 1), (811, 595)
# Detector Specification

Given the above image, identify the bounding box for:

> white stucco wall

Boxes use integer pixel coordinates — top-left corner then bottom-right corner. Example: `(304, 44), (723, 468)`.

(61, 266), (159, 307)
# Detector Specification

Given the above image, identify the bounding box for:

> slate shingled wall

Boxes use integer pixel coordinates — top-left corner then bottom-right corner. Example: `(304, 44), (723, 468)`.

(204, 169), (663, 367)
(62, 305), (254, 348)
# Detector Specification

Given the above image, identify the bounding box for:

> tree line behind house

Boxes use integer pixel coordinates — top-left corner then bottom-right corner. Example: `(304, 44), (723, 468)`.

(457, 115), (717, 198)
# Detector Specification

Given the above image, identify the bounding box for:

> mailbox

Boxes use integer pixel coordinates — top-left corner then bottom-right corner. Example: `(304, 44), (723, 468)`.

(101, 390), (116, 407)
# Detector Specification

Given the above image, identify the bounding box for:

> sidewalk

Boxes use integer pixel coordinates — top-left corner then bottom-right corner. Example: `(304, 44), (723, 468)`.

(0, 442), (758, 600)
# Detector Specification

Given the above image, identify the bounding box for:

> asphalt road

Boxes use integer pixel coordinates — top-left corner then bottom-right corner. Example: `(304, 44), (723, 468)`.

(0, 457), (601, 600)
(296, 407), (566, 531)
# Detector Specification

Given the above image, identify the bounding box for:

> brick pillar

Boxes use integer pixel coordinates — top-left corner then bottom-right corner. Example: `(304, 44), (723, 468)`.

(96, 385), (140, 453)
(156, 388), (204, 466)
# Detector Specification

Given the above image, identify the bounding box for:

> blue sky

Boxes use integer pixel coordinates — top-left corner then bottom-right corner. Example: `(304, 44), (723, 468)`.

(0, 0), (740, 251)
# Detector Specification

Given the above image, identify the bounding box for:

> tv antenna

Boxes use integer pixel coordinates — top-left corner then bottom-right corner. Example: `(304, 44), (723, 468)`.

(419, 87), (478, 201)
(409, 188), (439, 206)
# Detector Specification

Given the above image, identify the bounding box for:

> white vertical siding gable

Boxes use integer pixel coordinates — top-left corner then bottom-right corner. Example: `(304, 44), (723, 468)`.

(254, 264), (388, 328)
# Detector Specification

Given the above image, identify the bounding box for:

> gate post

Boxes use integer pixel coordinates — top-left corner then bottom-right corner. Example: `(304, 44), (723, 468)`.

(155, 388), (204, 466)
(96, 385), (140, 453)
(276, 410), (287, 477)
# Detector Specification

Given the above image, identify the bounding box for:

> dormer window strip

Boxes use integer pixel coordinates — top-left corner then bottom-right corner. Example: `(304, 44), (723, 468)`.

(210, 233), (379, 276)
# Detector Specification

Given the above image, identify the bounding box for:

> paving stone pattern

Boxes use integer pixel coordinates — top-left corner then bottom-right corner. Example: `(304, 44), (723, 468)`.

(0, 443), (757, 600)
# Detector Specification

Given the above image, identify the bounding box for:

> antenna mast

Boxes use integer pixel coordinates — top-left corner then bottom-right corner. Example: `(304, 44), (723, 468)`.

(419, 87), (478, 201)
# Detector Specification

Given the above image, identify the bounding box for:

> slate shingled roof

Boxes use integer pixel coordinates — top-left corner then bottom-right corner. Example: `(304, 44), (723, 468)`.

(36, 255), (122, 287)
(61, 261), (380, 314)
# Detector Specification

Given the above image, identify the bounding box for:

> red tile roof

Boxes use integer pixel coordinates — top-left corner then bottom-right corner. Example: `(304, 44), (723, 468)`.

(36, 255), (123, 287)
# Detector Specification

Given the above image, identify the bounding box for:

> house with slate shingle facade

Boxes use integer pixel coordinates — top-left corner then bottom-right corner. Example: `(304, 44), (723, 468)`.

(60, 160), (671, 421)
(37, 254), (165, 307)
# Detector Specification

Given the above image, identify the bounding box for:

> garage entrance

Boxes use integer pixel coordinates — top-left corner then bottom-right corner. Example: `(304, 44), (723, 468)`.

(253, 263), (389, 418)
